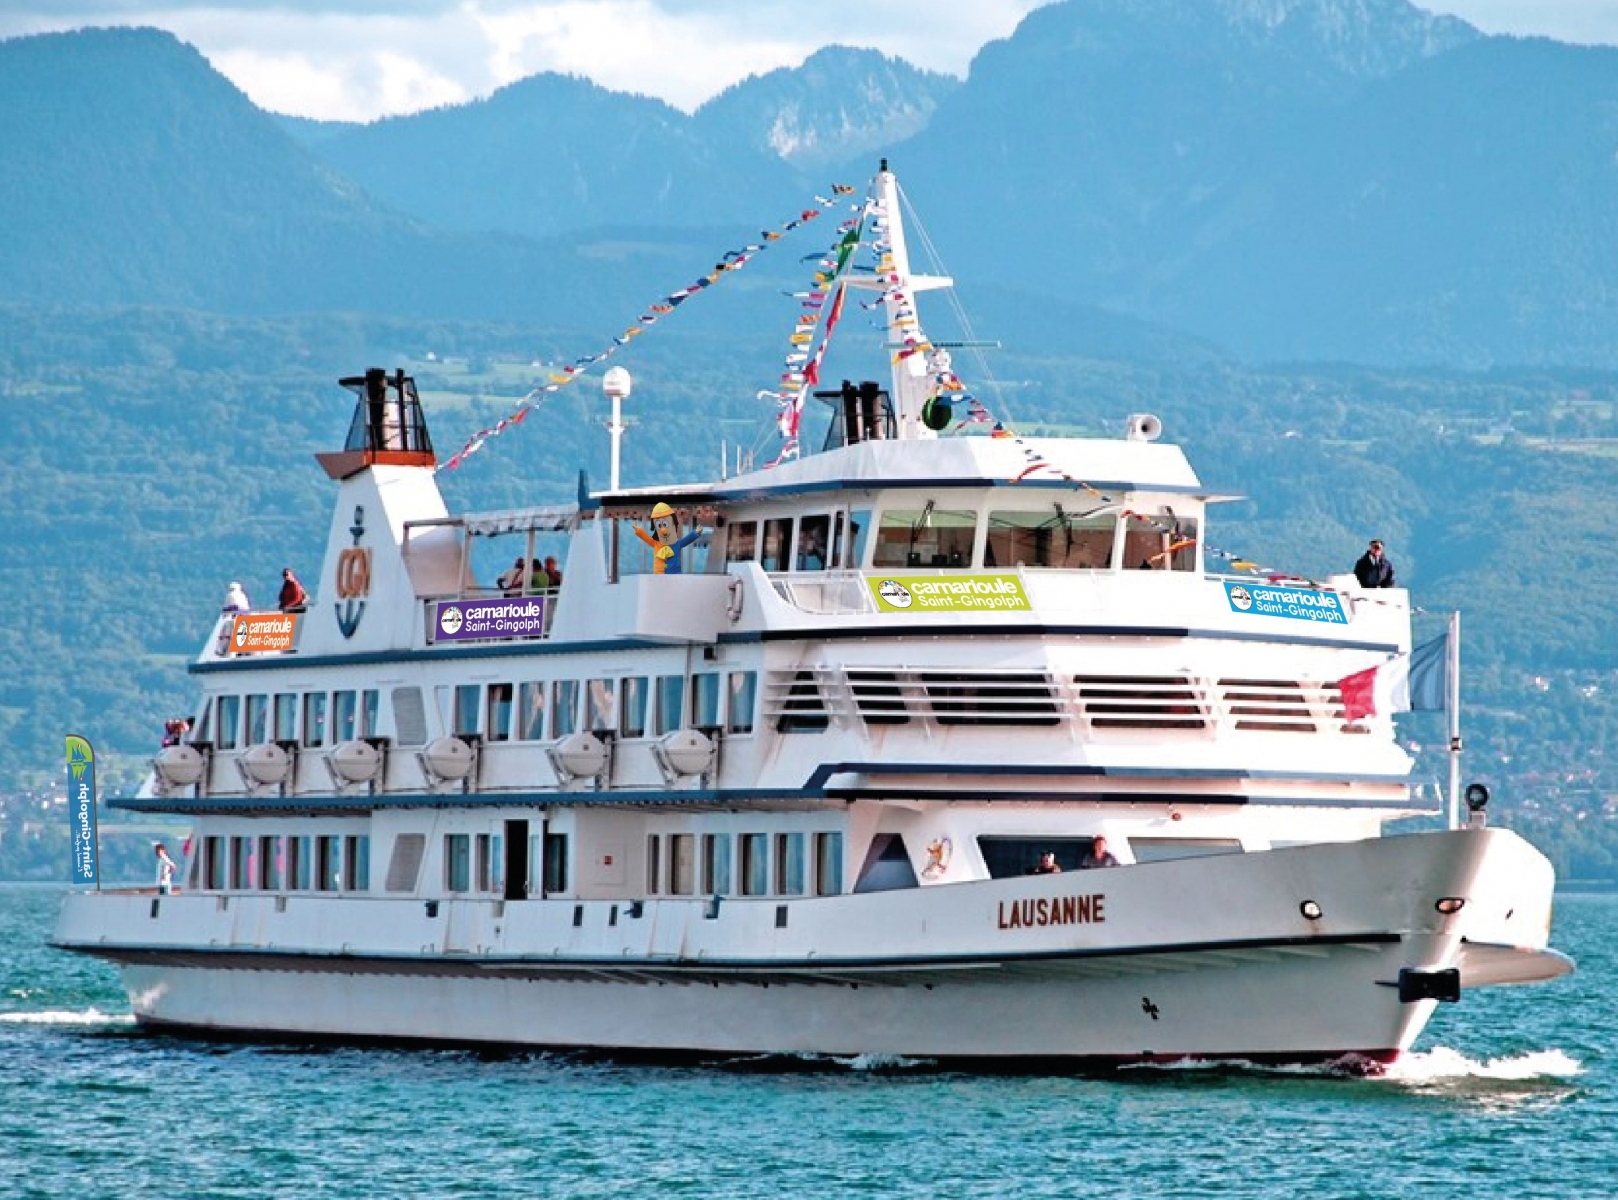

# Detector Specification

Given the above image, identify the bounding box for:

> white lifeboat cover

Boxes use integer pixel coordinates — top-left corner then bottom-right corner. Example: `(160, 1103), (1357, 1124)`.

(241, 742), (291, 785)
(659, 729), (715, 776)
(328, 739), (382, 783)
(153, 744), (205, 786)
(554, 732), (609, 778)
(423, 736), (475, 780)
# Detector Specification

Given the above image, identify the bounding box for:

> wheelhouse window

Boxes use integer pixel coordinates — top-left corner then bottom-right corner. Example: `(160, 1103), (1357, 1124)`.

(848, 509), (871, 568)
(360, 689), (379, 738)
(796, 514), (831, 570)
(872, 507), (976, 569)
(486, 683), (514, 742)
(725, 520), (758, 564)
(1123, 514), (1198, 572)
(760, 518), (794, 572)
(985, 509), (1116, 570)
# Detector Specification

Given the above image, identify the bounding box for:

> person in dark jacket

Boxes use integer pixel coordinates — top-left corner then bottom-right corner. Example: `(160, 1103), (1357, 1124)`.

(1354, 540), (1396, 588)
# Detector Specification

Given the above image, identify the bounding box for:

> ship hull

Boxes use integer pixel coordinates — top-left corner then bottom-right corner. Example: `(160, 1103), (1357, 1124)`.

(56, 828), (1569, 1065)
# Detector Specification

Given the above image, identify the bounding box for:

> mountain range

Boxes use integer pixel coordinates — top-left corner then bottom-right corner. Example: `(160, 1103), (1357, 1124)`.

(6, 1), (1618, 365)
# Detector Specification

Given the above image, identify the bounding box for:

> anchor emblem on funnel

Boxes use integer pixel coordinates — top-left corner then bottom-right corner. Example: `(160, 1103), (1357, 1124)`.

(334, 505), (371, 639)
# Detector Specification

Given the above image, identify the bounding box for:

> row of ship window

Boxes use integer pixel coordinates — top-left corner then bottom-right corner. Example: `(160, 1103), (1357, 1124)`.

(185, 831), (1248, 896)
(645, 831), (843, 897)
(199, 689), (380, 751)
(192, 671), (760, 751)
(710, 507), (1199, 573)
(446, 671), (758, 743)
(193, 833), (371, 893)
(187, 829), (842, 899)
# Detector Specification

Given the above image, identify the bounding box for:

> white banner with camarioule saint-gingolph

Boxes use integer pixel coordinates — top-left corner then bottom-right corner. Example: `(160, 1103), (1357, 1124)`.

(867, 573), (1031, 613)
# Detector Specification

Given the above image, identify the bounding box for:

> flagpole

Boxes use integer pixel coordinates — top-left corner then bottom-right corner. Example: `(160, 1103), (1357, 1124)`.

(1447, 609), (1462, 830)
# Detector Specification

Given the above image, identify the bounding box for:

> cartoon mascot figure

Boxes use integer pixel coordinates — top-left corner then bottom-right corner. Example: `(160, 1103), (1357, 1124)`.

(634, 502), (705, 575)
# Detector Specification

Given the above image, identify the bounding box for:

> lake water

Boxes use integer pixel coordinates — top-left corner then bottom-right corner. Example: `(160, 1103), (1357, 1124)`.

(2, 886), (1611, 1198)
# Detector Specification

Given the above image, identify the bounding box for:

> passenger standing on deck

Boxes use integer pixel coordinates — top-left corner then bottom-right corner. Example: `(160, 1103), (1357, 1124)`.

(278, 567), (309, 612)
(1079, 836), (1119, 869)
(544, 556), (564, 588)
(498, 558), (526, 597)
(1353, 540), (1396, 588)
(154, 843), (180, 895)
(1031, 851), (1062, 875)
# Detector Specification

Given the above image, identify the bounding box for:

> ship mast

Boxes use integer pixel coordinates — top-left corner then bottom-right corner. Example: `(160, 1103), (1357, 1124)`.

(846, 161), (954, 441)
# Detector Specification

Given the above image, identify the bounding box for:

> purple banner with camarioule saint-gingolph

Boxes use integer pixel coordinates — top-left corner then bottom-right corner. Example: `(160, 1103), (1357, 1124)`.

(431, 597), (547, 642)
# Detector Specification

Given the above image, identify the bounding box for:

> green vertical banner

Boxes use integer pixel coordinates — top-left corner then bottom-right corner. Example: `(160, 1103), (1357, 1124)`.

(66, 735), (98, 887)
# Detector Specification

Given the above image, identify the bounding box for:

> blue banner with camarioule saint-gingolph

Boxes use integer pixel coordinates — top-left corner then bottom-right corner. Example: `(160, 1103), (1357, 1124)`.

(66, 735), (98, 887)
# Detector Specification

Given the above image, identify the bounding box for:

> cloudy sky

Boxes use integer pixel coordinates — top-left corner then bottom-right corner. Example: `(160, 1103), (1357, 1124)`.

(1, 1), (1615, 122)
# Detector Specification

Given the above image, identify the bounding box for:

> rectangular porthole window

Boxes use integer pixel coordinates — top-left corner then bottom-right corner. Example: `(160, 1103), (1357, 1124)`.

(702, 834), (731, 895)
(669, 834), (695, 896)
(445, 834), (471, 892)
(815, 832), (843, 896)
(274, 693), (298, 743)
(775, 832), (805, 896)
(552, 681), (579, 738)
(655, 676), (684, 734)
(486, 683), (514, 742)
(740, 833), (768, 896)
(332, 690), (357, 742)
(518, 682), (546, 740)
(726, 672), (757, 735)
(646, 835), (662, 894)
(302, 692), (327, 748)
(216, 695), (240, 750)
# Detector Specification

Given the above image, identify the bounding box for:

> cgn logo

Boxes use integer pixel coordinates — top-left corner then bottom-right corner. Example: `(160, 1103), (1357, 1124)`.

(1228, 585), (1253, 611)
(877, 579), (913, 609)
(439, 605), (464, 635)
(233, 621), (250, 649)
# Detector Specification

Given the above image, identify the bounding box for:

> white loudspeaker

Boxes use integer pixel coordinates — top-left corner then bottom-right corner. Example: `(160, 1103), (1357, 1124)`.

(1126, 413), (1163, 442)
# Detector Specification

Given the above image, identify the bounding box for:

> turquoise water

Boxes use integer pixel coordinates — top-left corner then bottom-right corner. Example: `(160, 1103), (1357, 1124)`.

(2, 887), (1610, 1199)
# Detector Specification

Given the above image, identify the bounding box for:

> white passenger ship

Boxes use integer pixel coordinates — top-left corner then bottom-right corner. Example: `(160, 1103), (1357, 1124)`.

(56, 166), (1571, 1067)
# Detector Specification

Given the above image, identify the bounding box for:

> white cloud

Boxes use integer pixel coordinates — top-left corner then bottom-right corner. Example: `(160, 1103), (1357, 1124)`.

(5, 2), (1615, 123)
